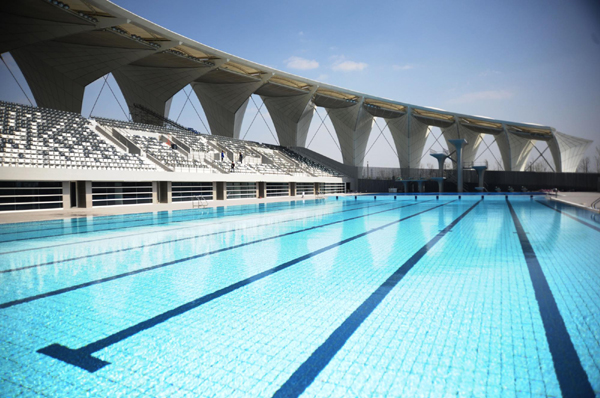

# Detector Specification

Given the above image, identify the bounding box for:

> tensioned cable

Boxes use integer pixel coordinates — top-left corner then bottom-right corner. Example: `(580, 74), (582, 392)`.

(251, 96), (279, 145)
(241, 100), (264, 140)
(175, 89), (191, 123)
(417, 127), (446, 165)
(357, 118), (394, 166)
(88, 76), (108, 118)
(314, 108), (342, 153)
(183, 88), (211, 134)
(373, 118), (396, 156)
(530, 145), (554, 172)
(474, 136), (503, 170)
(105, 76), (130, 121)
(1, 54), (33, 106)
(306, 108), (326, 148)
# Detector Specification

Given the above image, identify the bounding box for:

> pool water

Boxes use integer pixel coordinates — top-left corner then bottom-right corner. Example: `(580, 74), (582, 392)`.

(0, 196), (598, 397)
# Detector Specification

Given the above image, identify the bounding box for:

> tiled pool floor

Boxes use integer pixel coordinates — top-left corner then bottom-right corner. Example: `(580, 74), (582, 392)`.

(0, 196), (598, 397)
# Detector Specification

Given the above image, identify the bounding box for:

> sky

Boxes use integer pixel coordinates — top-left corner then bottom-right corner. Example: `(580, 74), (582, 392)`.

(1, 0), (599, 171)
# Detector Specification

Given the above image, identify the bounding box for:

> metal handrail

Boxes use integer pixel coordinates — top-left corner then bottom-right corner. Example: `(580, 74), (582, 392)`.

(192, 195), (208, 208)
(591, 196), (600, 210)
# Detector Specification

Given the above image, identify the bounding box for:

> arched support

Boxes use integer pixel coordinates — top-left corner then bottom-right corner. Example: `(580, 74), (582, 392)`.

(386, 109), (430, 169)
(11, 33), (155, 113)
(261, 87), (316, 147)
(495, 125), (535, 171)
(547, 129), (593, 173)
(326, 98), (374, 167)
(113, 57), (224, 125)
(441, 120), (482, 167)
(192, 78), (265, 138)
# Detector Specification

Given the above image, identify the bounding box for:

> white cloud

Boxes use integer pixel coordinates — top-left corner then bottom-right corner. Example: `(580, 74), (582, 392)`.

(284, 56), (319, 70)
(316, 74), (329, 81)
(331, 59), (368, 72)
(447, 90), (513, 104)
(393, 64), (414, 71)
(298, 31), (304, 36)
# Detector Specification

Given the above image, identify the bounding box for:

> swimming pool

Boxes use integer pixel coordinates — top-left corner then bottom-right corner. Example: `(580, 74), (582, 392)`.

(0, 196), (598, 397)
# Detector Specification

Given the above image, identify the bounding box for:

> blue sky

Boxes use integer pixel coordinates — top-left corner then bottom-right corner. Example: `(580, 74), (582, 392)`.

(1, 0), (599, 170)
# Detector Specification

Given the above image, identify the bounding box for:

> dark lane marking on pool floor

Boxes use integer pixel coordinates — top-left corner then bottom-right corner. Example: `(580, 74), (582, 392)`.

(1, 201), (395, 273)
(1, 200), (440, 309)
(0, 198), (334, 237)
(535, 200), (600, 233)
(0, 200), (373, 255)
(37, 200), (456, 372)
(0, 198), (344, 243)
(507, 199), (594, 398)
(271, 200), (481, 398)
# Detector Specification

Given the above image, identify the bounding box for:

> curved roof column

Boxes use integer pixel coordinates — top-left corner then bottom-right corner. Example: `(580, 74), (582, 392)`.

(326, 98), (374, 167)
(259, 86), (317, 147)
(113, 56), (225, 125)
(192, 71), (267, 138)
(11, 30), (156, 113)
(386, 109), (430, 169)
(494, 125), (535, 171)
(547, 129), (593, 172)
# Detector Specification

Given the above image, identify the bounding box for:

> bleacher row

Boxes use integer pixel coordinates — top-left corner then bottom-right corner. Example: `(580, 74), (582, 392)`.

(0, 102), (155, 171)
(0, 101), (342, 177)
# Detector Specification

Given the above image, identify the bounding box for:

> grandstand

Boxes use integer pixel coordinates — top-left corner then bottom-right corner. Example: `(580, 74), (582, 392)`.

(0, 101), (346, 212)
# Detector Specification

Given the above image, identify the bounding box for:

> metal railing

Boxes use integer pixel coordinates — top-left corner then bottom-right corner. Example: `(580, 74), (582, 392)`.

(192, 195), (208, 208)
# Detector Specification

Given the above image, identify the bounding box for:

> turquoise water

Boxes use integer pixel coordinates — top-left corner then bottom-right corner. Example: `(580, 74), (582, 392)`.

(0, 196), (598, 397)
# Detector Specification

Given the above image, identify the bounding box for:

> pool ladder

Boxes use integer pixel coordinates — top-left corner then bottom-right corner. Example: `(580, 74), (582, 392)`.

(193, 195), (208, 208)
(591, 196), (600, 210)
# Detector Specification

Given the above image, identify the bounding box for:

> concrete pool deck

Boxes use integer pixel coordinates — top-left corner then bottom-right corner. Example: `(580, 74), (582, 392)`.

(1, 191), (598, 224)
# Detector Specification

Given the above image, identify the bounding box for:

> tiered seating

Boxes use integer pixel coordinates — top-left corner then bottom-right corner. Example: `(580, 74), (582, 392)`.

(277, 146), (341, 177)
(172, 131), (212, 153)
(126, 134), (207, 170)
(0, 101), (155, 170)
(205, 134), (257, 159)
(93, 117), (181, 135)
(0, 103), (345, 177)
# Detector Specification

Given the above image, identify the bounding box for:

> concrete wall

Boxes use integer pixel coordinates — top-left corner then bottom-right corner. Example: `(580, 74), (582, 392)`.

(358, 171), (600, 193)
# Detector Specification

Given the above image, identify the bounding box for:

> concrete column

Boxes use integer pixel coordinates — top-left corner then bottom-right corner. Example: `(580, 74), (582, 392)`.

(400, 180), (409, 193)
(151, 181), (158, 204)
(212, 182), (217, 201)
(327, 98), (374, 167)
(84, 181), (92, 208)
(216, 182), (225, 200)
(416, 180), (425, 193)
(61, 181), (70, 209)
(473, 166), (487, 191)
(448, 139), (468, 193)
(431, 177), (445, 193)
(258, 182), (266, 198)
(314, 182), (320, 195)
(290, 182), (296, 197)
(430, 153), (448, 177)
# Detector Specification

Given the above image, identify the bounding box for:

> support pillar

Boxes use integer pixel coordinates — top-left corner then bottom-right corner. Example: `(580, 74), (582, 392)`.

(216, 182), (225, 200)
(61, 181), (70, 209)
(258, 182), (266, 198)
(290, 182), (296, 197)
(400, 180), (409, 193)
(448, 139), (467, 193)
(473, 166), (487, 192)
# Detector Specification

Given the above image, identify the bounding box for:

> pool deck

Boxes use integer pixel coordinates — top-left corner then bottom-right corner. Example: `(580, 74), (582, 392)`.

(0, 194), (333, 225)
(2, 191), (598, 224)
(549, 191), (600, 213)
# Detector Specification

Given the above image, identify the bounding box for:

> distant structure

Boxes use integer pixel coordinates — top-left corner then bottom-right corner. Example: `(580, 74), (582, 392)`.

(0, 0), (592, 172)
